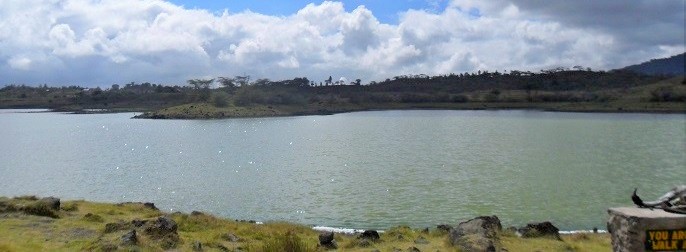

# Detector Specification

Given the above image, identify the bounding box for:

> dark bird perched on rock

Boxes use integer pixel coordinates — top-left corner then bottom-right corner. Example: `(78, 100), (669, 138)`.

(632, 188), (649, 208)
(631, 186), (686, 214)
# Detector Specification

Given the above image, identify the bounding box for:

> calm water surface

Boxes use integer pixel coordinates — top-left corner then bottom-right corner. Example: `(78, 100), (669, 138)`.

(1, 109), (684, 231)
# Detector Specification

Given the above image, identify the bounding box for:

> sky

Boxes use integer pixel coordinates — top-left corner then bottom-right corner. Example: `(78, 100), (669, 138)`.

(1, 0), (684, 87)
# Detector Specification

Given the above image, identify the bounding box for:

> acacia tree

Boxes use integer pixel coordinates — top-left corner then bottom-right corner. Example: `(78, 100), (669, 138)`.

(187, 78), (214, 101)
(217, 77), (236, 89)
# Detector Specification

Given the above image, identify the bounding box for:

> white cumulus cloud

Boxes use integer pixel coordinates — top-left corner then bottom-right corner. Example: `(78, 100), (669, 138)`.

(0, 0), (682, 86)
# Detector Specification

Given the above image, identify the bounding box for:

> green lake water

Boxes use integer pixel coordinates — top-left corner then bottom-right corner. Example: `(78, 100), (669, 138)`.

(1, 109), (684, 231)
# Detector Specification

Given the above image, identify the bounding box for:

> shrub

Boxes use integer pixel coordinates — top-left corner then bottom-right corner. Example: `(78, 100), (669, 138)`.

(212, 92), (230, 107)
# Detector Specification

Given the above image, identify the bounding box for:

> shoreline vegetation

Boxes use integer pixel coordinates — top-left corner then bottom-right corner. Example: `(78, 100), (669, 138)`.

(0, 196), (611, 251)
(1, 70), (684, 119)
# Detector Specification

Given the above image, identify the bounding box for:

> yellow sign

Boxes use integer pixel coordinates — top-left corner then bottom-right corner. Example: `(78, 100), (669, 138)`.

(646, 229), (686, 251)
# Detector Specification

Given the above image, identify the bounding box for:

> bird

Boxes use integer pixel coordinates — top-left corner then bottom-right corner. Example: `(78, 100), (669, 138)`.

(631, 188), (648, 208)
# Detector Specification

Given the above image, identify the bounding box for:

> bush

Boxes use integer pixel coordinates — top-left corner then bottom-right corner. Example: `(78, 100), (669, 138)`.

(212, 92), (230, 107)
(234, 87), (267, 106)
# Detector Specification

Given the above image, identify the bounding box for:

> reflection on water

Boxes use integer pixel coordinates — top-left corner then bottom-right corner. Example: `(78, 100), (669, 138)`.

(0, 110), (684, 231)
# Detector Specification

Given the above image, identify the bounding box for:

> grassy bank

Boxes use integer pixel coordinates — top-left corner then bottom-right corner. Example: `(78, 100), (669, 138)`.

(0, 196), (610, 251)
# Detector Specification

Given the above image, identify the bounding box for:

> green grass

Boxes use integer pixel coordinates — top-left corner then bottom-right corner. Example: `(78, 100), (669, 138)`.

(0, 196), (610, 251)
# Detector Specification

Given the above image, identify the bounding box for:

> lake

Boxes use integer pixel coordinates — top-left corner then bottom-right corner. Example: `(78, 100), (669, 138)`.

(0, 109), (684, 231)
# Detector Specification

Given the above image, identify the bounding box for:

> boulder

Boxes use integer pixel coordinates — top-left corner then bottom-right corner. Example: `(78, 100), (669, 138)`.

(143, 202), (158, 210)
(359, 230), (380, 241)
(131, 219), (148, 227)
(319, 231), (337, 249)
(39, 197), (60, 210)
(449, 215), (502, 252)
(120, 230), (137, 245)
(144, 215), (180, 248)
(144, 216), (178, 237)
(518, 221), (561, 240)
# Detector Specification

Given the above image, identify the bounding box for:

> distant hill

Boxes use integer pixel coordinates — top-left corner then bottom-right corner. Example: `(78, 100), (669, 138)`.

(622, 53), (685, 76)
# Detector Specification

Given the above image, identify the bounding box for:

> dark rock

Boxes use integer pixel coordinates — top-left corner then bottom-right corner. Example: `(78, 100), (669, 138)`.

(39, 197), (60, 210)
(192, 240), (203, 251)
(131, 219), (148, 227)
(518, 221), (561, 240)
(407, 246), (421, 252)
(506, 226), (518, 233)
(318, 231), (334, 244)
(121, 230), (137, 245)
(144, 216), (178, 237)
(191, 211), (204, 216)
(144, 215), (180, 249)
(436, 224), (452, 232)
(413, 236), (429, 244)
(359, 230), (380, 241)
(318, 231), (336, 248)
(143, 202), (158, 210)
(421, 227), (429, 234)
(449, 215), (502, 252)
(221, 233), (241, 242)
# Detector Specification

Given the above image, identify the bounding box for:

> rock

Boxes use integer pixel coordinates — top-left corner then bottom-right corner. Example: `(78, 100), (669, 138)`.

(120, 230), (137, 245)
(144, 216), (178, 237)
(359, 230), (380, 241)
(191, 211), (204, 216)
(319, 231), (337, 249)
(143, 202), (158, 210)
(318, 231), (334, 244)
(607, 207), (686, 252)
(39, 197), (60, 210)
(421, 227), (429, 234)
(192, 240), (203, 251)
(407, 246), (421, 252)
(221, 233), (241, 242)
(449, 215), (502, 252)
(436, 224), (452, 232)
(144, 215), (180, 249)
(413, 236), (429, 244)
(518, 221), (561, 240)
(131, 219), (148, 227)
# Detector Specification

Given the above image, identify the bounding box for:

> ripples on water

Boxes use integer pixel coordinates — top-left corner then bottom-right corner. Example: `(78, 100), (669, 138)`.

(0, 109), (684, 231)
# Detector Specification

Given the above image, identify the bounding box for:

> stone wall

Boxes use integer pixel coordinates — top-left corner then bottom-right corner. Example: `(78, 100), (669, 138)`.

(607, 207), (686, 252)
